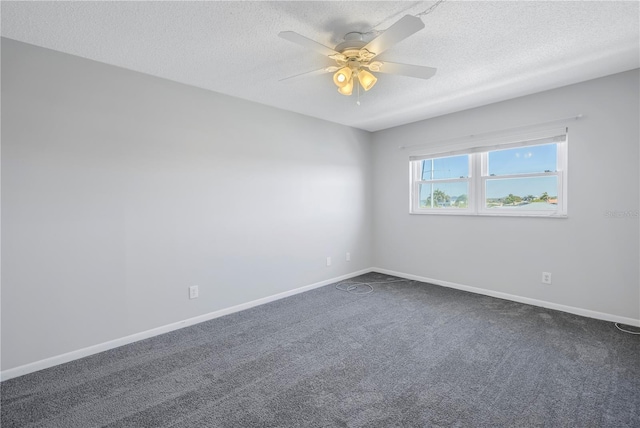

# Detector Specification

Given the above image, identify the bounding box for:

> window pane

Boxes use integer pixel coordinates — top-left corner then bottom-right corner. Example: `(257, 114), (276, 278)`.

(485, 176), (558, 209)
(488, 144), (557, 176)
(421, 155), (469, 180)
(419, 182), (469, 209)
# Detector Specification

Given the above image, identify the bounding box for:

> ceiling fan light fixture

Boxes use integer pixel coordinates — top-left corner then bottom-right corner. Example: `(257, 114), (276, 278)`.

(337, 78), (354, 96)
(279, 14), (436, 98)
(333, 67), (352, 88)
(357, 69), (377, 91)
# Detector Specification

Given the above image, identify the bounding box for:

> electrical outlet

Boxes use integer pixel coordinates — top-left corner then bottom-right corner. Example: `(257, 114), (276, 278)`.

(346, 252), (351, 262)
(326, 256), (332, 267)
(542, 272), (552, 284)
(189, 285), (199, 299)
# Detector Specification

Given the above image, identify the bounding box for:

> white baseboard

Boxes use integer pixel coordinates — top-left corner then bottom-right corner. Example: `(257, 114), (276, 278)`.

(4, 266), (637, 381)
(0, 268), (373, 382)
(372, 267), (640, 328)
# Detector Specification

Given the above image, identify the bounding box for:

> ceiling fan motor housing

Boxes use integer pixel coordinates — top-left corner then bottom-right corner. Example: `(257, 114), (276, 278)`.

(334, 32), (376, 65)
(335, 32), (367, 52)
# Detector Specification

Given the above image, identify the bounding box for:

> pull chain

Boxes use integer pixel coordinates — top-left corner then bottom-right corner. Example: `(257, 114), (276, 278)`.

(356, 78), (361, 106)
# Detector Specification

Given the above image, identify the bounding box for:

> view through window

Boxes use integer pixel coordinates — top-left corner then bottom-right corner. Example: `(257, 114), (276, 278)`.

(410, 133), (567, 216)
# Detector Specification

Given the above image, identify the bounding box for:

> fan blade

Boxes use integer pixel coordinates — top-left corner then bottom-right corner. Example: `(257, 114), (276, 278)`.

(279, 66), (338, 82)
(362, 15), (425, 57)
(375, 62), (437, 80)
(278, 31), (341, 57)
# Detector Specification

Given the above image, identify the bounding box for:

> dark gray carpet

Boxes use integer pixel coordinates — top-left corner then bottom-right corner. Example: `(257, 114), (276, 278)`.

(2, 272), (639, 427)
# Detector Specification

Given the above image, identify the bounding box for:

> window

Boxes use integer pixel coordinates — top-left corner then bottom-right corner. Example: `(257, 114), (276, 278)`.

(410, 131), (567, 217)
(415, 154), (471, 211)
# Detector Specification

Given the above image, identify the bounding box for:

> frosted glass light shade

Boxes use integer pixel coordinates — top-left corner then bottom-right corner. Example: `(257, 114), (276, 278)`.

(333, 67), (352, 88)
(338, 78), (354, 95)
(357, 69), (377, 91)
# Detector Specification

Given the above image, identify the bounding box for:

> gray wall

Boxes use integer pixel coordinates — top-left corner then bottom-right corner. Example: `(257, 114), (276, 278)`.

(3, 37), (639, 373)
(372, 69), (640, 321)
(1, 39), (373, 370)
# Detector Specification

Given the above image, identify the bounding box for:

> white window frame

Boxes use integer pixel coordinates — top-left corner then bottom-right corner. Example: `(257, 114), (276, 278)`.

(410, 155), (474, 215)
(410, 129), (568, 218)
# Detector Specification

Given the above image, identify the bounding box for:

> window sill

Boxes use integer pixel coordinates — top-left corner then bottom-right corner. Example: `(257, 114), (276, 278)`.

(410, 211), (568, 218)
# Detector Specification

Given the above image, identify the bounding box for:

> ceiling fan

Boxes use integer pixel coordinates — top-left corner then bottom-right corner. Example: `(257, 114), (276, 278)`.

(278, 15), (437, 96)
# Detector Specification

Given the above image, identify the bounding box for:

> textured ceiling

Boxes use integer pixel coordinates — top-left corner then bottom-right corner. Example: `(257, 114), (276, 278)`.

(2, 1), (639, 131)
